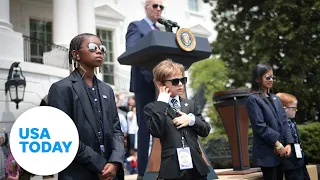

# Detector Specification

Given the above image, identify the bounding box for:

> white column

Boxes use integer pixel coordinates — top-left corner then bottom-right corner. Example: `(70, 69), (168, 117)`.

(0, 0), (23, 62)
(77, 0), (96, 34)
(0, 0), (13, 31)
(53, 0), (78, 48)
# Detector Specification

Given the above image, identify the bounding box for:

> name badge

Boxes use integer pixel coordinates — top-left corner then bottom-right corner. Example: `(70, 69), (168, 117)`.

(294, 144), (302, 158)
(100, 145), (105, 153)
(176, 147), (193, 170)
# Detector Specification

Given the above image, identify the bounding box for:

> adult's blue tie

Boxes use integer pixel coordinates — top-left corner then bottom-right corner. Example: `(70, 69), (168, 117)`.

(153, 24), (160, 30)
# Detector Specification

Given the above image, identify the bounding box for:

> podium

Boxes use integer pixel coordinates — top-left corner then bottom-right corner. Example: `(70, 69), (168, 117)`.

(212, 88), (259, 175)
(118, 30), (218, 180)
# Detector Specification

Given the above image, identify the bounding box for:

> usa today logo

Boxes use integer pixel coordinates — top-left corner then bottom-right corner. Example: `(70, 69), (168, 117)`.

(10, 106), (79, 176)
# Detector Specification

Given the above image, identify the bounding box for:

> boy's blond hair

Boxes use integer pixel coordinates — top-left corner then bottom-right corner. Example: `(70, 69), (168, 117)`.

(152, 59), (185, 83)
(276, 92), (297, 107)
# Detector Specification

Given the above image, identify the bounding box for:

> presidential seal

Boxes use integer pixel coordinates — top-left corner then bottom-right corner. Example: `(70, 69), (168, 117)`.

(176, 28), (196, 52)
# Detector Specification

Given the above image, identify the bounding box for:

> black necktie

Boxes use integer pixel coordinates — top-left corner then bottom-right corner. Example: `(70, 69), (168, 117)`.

(171, 98), (180, 113)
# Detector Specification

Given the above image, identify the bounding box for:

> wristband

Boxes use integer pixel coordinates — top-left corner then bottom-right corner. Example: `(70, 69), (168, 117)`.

(276, 143), (283, 150)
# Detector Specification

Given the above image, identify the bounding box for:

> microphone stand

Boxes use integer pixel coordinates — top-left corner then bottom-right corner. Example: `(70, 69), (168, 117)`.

(164, 25), (173, 32)
(164, 25), (180, 33)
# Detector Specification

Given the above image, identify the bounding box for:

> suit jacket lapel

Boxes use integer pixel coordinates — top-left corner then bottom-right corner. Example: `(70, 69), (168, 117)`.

(271, 95), (280, 116)
(179, 97), (189, 114)
(265, 96), (280, 123)
(167, 106), (176, 119)
(141, 19), (153, 34)
(70, 71), (99, 139)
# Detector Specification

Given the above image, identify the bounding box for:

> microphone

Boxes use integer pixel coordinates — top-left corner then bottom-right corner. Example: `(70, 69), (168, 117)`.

(157, 18), (173, 27)
(167, 20), (179, 28)
(157, 17), (179, 28)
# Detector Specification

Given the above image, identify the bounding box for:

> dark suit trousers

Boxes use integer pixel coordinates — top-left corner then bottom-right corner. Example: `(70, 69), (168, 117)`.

(135, 91), (155, 176)
(284, 166), (310, 180)
(164, 168), (207, 180)
(261, 165), (284, 180)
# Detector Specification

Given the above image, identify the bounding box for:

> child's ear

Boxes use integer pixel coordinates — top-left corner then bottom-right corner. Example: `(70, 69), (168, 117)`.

(71, 50), (79, 60)
(255, 77), (260, 83)
(155, 81), (163, 88)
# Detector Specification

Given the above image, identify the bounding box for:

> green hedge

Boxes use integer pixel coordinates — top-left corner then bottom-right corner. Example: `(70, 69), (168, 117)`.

(298, 122), (320, 163)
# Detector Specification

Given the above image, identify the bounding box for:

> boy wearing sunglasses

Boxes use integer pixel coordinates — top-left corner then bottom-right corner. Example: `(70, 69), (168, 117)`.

(144, 60), (210, 180)
(276, 93), (310, 180)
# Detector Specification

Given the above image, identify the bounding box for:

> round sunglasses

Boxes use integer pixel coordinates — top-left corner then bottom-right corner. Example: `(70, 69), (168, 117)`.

(163, 77), (187, 86)
(87, 42), (107, 53)
(265, 75), (276, 81)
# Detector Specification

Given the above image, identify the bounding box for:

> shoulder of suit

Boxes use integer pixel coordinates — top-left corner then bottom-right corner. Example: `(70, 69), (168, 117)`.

(52, 76), (72, 88)
(145, 101), (166, 108)
(130, 19), (144, 26)
(247, 93), (263, 103)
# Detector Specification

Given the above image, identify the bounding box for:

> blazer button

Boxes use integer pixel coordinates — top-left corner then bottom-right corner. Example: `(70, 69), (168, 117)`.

(184, 131), (187, 135)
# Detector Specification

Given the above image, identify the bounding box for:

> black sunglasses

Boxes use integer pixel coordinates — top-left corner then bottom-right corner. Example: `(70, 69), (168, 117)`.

(152, 4), (164, 10)
(164, 77), (187, 86)
(265, 75), (276, 81)
(287, 106), (298, 111)
(87, 42), (107, 53)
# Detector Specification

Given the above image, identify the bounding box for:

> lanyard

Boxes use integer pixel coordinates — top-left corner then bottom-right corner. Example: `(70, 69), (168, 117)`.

(180, 130), (186, 148)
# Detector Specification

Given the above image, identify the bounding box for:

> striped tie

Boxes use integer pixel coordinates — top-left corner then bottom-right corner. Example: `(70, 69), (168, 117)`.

(171, 98), (180, 112)
(153, 24), (159, 30)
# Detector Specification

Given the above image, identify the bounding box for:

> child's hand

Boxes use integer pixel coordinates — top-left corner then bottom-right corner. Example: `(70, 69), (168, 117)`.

(157, 85), (171, 100)
(284, 144), (291, 157)
(172, 111), (191, 129)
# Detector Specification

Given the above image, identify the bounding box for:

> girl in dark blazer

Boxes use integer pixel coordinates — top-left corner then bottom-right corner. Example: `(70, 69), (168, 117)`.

(48, 33), (124, 180)
(246, 64), (294, 180)
(276, 93), (310, 180)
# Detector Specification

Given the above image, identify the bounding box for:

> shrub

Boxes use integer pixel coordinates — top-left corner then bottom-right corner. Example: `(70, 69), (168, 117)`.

(297, 122), (320, 163)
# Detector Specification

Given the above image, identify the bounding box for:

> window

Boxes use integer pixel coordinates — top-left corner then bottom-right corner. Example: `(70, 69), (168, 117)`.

(188, 0), (199, 12)
(97, 29), (114, 85)
(29, 19), (52, 64)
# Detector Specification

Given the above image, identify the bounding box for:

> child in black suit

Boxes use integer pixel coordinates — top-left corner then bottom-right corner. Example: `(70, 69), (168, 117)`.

(144, 59), (211, 180)
(276, 93), (310, 180)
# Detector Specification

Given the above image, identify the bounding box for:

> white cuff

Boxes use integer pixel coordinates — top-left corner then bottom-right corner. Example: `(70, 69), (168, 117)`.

(157, 93), (170, 103)
(188, 113), (195, 126)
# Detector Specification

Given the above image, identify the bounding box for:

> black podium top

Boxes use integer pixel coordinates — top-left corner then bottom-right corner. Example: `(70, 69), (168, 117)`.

(212, 88), (250, 102)
(118, 30), (212, 71)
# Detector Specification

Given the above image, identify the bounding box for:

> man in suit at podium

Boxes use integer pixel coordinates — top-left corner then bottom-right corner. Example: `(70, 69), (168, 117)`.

(125, 0), (164, 179)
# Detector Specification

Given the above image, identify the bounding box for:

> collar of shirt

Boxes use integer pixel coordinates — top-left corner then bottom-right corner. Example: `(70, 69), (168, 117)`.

(169, 95), (180, 108)
(144, 17), (157, 30)
(76, 71), (98, 89)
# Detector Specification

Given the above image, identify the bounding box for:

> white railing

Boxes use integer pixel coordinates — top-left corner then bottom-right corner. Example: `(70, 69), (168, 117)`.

(114, 67), (130, 92)
(23, 36), (69, 69)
